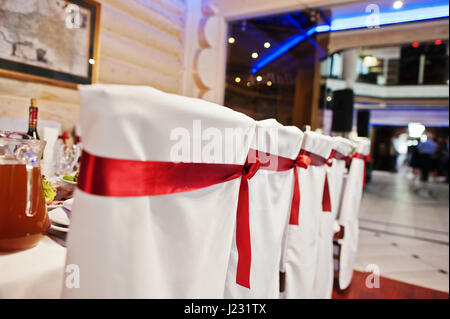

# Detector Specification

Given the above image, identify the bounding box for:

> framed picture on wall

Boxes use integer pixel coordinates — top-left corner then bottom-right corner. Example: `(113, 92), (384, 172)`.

(0, 0), (101, 89)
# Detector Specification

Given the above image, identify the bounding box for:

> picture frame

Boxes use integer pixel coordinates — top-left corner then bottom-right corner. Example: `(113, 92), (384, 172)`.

(0, 0), (101, 89)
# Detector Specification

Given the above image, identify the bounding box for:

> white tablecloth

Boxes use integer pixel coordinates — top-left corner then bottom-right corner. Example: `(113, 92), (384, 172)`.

(0, 236), (66, 299)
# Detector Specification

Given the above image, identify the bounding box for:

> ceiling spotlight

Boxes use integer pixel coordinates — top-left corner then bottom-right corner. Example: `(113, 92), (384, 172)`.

(251, 52), (259, 59)
(256, 75), (262, 82)
(363, 56), (378, 67)
(235, 77), (241, 83)
(246, 82), (251, 87)
(266, 80), (272, 86)
(88, 58), (95, 64)
(264, 42), (271, 48)
(408, 122), (425, 138)
(228, 37), (235, 44)
(326, 96), (332, 102)
(393, 1), (403, 9)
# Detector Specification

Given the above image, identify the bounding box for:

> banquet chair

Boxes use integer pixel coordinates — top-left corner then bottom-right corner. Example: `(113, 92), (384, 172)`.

(336, 137), (371, 290)
(224, 119), (305, 298)
(280, 131), (333, 299)
(314, 136), (354, 298)
(63, 84), (257, 298)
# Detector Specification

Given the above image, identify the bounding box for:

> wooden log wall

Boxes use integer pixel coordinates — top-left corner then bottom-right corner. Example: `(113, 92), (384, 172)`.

(0, 0), (186, 132)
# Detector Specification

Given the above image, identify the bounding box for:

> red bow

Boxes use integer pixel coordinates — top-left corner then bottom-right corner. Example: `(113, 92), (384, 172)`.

(246, 149), (311, 227)
(58, 131), (70, 144)
(236, 149), (311, 288)
(322, 150), (335, 213)
(295, 150), (333, 215)
(288, 153), (311, 225)
(236, 156), (260, 288)
(78, 150), (260, 289)
(352, 153), (371, 187)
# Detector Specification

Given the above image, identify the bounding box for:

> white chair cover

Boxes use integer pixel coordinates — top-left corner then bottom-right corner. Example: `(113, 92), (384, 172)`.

(224, 119), (304, 298)
(338, 138), (371, 290)
(281, 131), (333, 299)
(314, 136), (353, 298)
(63, 84), (256, 298)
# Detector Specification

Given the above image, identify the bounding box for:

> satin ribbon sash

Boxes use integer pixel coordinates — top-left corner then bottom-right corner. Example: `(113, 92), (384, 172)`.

(352, 152), (371, 187)
(78, 148), (310, 289)
(78, 150), (261, 289)
(323, 150), (351, 212)
(245, 149), (312, 228)
(333, 150), (350, 162)
(298, 150), (333, 214)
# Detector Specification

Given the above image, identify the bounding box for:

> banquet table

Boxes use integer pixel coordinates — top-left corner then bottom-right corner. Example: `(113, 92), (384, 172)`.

(0, 236), (66, 299)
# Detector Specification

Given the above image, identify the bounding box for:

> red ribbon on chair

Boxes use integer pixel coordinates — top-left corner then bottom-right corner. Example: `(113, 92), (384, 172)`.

(246, 149), (311, 226)
(294, 150), (333, 216)
(333, 150), (350, 163)
(288, 152), (311, 225)
(78, 150), (260, 289)
(352, 153), (371, 187)
(322, 150), (334, 213)
(322, 149), (350, 213)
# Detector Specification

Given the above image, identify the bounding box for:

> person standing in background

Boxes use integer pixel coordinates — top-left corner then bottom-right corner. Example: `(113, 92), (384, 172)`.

(389, 137), (399, 173)
(417, 132), (438, 197)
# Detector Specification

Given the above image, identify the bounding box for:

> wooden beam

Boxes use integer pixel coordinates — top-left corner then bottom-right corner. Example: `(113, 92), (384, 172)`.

(100, 30), (181, 78)
(98, 56), (180, 93)
(101, 4), (183, 58)
(98, 0), (184, 38)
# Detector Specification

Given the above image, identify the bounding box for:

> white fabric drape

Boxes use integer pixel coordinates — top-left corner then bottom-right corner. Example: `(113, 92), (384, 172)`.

(281, 131), (333, 299)
(224, 119), (304, 298)
(338, 138), (371, 290)
(314, 137), (353, 298)
(63, 84), (256, 298)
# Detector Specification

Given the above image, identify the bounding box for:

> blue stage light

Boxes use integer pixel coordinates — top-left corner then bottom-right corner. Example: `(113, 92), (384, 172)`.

(250, 3), (449, 74)
(250, 31), (311, 73)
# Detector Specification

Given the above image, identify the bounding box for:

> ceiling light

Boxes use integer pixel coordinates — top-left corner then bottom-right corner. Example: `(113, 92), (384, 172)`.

(246, 82), (251, 87)
(251, 52), (259, 59)
(234, 77), (241, 83)
(88, 58), (95, 64)
(408, 122), (425, 138)
(266, 80), (272, 86)
(363, 56), (378, 67)
(228, 37), (235, 44)
(393, 1), (403, 10)
(256, 75), (262, 82)
(264, 42), (271, 48)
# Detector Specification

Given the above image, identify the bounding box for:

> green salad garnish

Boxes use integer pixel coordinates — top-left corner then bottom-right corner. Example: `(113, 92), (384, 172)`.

(42, 175), (56, 204)
(63, 171), (78, 182)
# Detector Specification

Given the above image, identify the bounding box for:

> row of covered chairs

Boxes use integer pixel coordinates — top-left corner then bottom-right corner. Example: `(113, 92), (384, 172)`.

(63, 84), (370, 298)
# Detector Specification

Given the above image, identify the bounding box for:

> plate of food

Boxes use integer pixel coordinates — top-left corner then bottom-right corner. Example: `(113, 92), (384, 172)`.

(43, 175), (75, 211)
(61, 172), (79, 184)
(42, 176), (61, 211)
(58, 172), (78, 194)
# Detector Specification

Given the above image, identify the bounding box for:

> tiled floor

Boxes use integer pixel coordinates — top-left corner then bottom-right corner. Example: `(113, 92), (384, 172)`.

(355, 170), (449, 293)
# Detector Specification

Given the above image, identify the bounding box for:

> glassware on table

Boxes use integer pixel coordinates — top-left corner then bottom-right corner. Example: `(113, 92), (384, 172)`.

(54, 143), (80, 176)
(0, 131), (50, 251)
